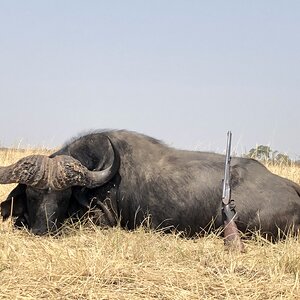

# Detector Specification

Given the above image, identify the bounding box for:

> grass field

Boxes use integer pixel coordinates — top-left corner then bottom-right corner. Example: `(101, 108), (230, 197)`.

(0, 148), (300, 299)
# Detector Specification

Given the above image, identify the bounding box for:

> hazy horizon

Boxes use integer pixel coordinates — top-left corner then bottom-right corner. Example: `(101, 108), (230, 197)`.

(1, 1), (299, 159)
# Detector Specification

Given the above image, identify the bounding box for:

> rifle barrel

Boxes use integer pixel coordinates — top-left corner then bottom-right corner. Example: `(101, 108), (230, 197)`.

(222, 131), (232, 204)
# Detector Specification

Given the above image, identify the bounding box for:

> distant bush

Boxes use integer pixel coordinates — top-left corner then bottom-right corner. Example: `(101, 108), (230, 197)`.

(244, 145), (292, 164)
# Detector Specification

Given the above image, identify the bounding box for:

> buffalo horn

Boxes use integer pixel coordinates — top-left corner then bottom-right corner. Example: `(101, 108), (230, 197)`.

(51, 138), (120, 189)
(0, 137), (120, 190)
(0, 155), (48, 187)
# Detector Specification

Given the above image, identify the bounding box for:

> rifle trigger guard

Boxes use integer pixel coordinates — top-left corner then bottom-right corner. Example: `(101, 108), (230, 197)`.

(222, 200), (237, 223)
(229, 199), (236, 210)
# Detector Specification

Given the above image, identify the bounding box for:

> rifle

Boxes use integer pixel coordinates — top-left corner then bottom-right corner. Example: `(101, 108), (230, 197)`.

(222, 131), (245, 252)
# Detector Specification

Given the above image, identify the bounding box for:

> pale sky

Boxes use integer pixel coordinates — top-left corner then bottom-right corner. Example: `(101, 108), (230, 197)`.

(0, 1), (299, 158)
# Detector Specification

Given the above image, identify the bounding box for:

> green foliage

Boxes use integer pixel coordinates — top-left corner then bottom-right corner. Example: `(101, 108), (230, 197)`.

(246, 145), (292, 164)
(247, 145), (272, 161)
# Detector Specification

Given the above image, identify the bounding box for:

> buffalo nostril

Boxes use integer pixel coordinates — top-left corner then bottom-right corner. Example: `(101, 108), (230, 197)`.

(14, 216), (29, 228)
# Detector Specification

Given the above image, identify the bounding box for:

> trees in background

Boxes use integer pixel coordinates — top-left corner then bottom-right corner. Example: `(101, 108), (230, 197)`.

(245, 145), (292, 164)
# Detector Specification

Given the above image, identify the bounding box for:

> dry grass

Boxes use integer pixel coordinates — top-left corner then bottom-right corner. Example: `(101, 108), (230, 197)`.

(1, 149), (300, 299)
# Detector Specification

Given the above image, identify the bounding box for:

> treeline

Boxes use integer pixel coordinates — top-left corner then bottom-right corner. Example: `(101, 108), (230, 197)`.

(244, 145), (300, 165)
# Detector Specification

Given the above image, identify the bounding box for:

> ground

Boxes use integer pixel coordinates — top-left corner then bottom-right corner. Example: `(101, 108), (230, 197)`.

(0, 148), (300, 300)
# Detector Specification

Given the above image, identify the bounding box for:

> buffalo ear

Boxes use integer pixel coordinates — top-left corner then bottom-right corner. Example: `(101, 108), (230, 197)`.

(1, 184), (27, 220)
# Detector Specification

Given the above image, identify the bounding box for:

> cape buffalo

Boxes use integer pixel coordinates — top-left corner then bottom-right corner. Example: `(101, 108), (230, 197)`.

(1, 130), (300, 238)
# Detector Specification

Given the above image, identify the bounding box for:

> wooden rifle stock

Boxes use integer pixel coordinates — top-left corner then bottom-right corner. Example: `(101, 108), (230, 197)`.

(223, 216), (245, 252)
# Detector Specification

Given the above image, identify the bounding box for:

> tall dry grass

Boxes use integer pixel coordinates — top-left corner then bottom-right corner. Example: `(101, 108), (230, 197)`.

(0, 148), (300, 299)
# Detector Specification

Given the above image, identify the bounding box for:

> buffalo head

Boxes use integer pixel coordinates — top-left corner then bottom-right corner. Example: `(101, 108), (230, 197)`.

(0, 137), (119, 235)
